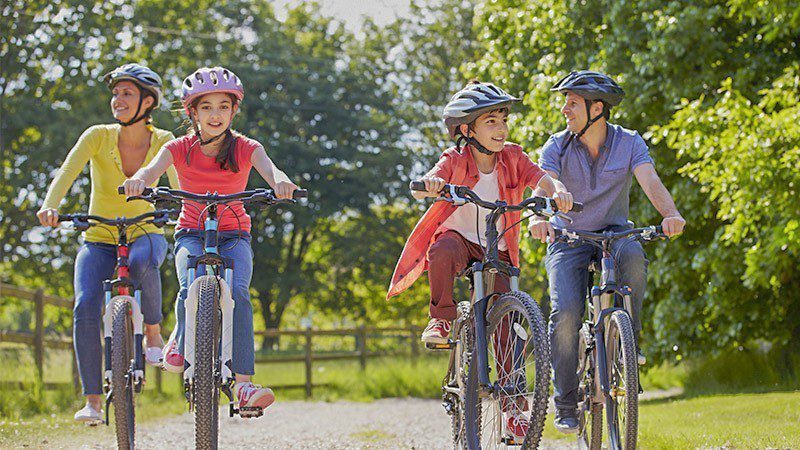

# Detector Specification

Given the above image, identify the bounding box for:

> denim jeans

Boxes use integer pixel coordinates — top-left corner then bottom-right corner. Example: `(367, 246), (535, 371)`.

(545, 226), (648, 411)
(73, 235), (168, 395)
(172, 229), (255, 375)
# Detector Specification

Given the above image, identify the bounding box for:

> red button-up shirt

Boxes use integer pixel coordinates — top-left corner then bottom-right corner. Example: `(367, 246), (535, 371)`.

(387, 143), (546, 299)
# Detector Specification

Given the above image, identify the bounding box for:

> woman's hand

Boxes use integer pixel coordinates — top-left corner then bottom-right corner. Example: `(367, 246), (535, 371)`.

(37, 208), (59, 227)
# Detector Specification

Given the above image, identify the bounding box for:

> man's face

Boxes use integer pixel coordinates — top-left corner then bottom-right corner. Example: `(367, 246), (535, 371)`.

(560, 91), (589, 134)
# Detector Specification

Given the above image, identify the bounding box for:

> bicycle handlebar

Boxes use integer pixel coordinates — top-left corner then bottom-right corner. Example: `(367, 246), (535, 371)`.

(118, 186), (308, 204)
(409, 180), (584, 214)
(58, 209), (177, 230)
(553, 225), (666, 244)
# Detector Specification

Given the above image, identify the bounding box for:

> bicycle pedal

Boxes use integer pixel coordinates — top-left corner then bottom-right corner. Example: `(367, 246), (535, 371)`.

(237, 406), (264, 418)
(501, 436), (522, 446)
(424, 340), (455, 350)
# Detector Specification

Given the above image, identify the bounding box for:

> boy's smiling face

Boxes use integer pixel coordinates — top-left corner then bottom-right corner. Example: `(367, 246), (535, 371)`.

(460, 108), (509, 153)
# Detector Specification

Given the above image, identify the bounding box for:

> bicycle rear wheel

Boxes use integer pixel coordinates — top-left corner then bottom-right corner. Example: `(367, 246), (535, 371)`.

(111, 297), (135, 450)
(605, 311), (638, 450)
(194, 275), (221, 450)
(464, 291), (550, 449)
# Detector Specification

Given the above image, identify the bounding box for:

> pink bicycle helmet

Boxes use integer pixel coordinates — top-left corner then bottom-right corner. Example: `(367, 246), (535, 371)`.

(181, 67), (244, 115)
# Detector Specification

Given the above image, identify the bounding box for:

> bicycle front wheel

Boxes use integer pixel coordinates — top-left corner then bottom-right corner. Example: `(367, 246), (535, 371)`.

(605, 310), (638, 450)
(111, 297), (135, 450)
(464, 291), (550, 449)
(194, 275), (221, 450)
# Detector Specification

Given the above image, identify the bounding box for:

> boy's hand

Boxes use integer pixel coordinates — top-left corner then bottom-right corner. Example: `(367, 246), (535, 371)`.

(528, 217), (555, 244)
(37, 208), (59, 227)
(122, 178), (147, 197)
(553, 190), (574, 212)
(274, 181), (299, 199)
(421, 176), (446, 196)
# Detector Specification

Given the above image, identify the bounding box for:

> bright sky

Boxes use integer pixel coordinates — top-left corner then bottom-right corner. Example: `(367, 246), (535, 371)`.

(271, 0), (414, 33)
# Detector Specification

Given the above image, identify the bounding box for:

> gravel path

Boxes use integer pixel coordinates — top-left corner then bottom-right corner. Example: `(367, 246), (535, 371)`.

(53, 389), (682, 449)
(60, 398), (574, 449)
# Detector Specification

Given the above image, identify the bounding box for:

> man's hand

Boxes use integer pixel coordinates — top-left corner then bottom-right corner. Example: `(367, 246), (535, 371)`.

(528, 217), (556, 244)
(553, 190), (574, 212)
(661, 215), (686, 237)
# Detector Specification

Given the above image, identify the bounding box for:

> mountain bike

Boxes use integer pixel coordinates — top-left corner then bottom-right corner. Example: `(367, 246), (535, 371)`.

(59, 209), (174, 449)
(123, 186), (306, 450)
(410, 181), (582, 449)
(553, 225), (666, 450)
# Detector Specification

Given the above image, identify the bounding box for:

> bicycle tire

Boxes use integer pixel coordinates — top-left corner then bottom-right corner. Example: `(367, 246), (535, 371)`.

(464, 291), (550, 449)
(111, 297), (135, 450)
(194, 275), (221, 450)
(450, 301), (474, 448)
(605, 311), (638, 450)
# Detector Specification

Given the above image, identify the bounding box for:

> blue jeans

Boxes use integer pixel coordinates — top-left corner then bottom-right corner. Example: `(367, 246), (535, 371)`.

(173, 230), (255, 375)
(73, 235), (168, 395)
(545, 227), (648, 412)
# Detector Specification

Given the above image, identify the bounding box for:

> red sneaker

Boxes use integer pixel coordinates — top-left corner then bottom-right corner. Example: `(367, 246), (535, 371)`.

(504, 412), (529, 441)
(162, 339), (184, 373)
(421, 318), (451, 345)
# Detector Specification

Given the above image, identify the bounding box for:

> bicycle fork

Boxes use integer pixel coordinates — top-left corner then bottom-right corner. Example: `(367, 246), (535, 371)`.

(182, 267), (237, 411)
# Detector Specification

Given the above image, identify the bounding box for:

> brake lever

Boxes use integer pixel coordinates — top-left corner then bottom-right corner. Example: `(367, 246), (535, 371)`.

(555, 211), (573, 224)
(448, 185), (467, 206)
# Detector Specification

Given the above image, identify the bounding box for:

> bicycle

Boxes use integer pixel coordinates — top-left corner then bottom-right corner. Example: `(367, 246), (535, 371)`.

(552, 225), (666, 450)
(58, 209), (174, 449)
(122, 186), (306, 450)
(410, 181), (582, 449)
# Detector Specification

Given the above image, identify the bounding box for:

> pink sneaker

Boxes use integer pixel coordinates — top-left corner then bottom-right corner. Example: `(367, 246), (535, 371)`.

(162, 339), (184, 373)
(235, 382), (275, 410)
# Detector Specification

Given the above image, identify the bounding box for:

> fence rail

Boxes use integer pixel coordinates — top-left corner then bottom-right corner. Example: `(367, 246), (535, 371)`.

(0, 282), (79, 392)
(1, 282), (424, 398)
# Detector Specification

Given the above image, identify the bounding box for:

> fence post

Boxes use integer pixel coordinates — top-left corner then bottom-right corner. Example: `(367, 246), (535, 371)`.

(358, 325), (367, 371)
(33, 289), (45, 388)
(304, 326), (313, 398)
(409, 325), (418, 365)
(154, 364), (163, 394)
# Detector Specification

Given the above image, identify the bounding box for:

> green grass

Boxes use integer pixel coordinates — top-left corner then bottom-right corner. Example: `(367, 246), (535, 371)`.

(543, 390), (800, 449)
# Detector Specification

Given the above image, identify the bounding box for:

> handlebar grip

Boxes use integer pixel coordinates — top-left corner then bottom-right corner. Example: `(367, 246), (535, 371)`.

(118, 186), (153, 195)
(570, 202), (584, 213)
(409, 181), (427, 192)
(292, 189), (308, 199)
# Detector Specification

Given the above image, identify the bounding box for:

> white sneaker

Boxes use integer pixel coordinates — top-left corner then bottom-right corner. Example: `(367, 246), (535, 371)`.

(145, 346), (163, 366)
(74, 404), (103, 425)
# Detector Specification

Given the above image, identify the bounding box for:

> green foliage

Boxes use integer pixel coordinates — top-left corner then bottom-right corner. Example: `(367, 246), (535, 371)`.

(470, 0), (800, 360)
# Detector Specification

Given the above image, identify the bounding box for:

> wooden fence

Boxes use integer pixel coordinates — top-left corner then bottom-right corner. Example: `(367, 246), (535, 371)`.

(1, 282), (425, 398)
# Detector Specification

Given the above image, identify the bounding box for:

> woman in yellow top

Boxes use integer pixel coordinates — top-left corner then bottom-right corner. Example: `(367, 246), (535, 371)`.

(36, 64), (179, 424)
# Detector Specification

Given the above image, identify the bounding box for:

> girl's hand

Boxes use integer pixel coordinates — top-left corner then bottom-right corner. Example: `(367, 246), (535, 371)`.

(122, 178), (147, 197)
(274, 181), (299, 199)
(37, 208), (59, 227)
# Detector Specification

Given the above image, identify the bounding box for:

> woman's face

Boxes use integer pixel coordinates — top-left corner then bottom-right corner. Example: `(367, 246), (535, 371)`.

(110, 81), (153, 123)
(192, 92), (238, 140)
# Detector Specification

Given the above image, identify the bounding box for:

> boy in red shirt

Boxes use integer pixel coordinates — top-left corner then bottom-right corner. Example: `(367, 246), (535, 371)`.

(387, 80), (574, 344)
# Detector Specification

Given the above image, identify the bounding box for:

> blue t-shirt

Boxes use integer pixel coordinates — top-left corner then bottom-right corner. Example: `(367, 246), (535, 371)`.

(538, 123), (653, 231)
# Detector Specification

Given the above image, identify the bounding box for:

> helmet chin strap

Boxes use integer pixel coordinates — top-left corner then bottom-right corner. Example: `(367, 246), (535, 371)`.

(561, 100), (605, 152)
(456, 124), (494, 156)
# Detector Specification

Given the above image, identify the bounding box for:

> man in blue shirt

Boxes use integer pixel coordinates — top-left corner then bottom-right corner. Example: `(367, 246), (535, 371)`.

(528, 71), (686, 433)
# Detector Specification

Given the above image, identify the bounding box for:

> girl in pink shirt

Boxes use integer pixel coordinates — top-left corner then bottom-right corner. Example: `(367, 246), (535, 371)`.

(124, 67), (300, 412)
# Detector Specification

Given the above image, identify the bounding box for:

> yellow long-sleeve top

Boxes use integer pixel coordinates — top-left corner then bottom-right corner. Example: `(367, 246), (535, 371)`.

(41, 124), (180, 244)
